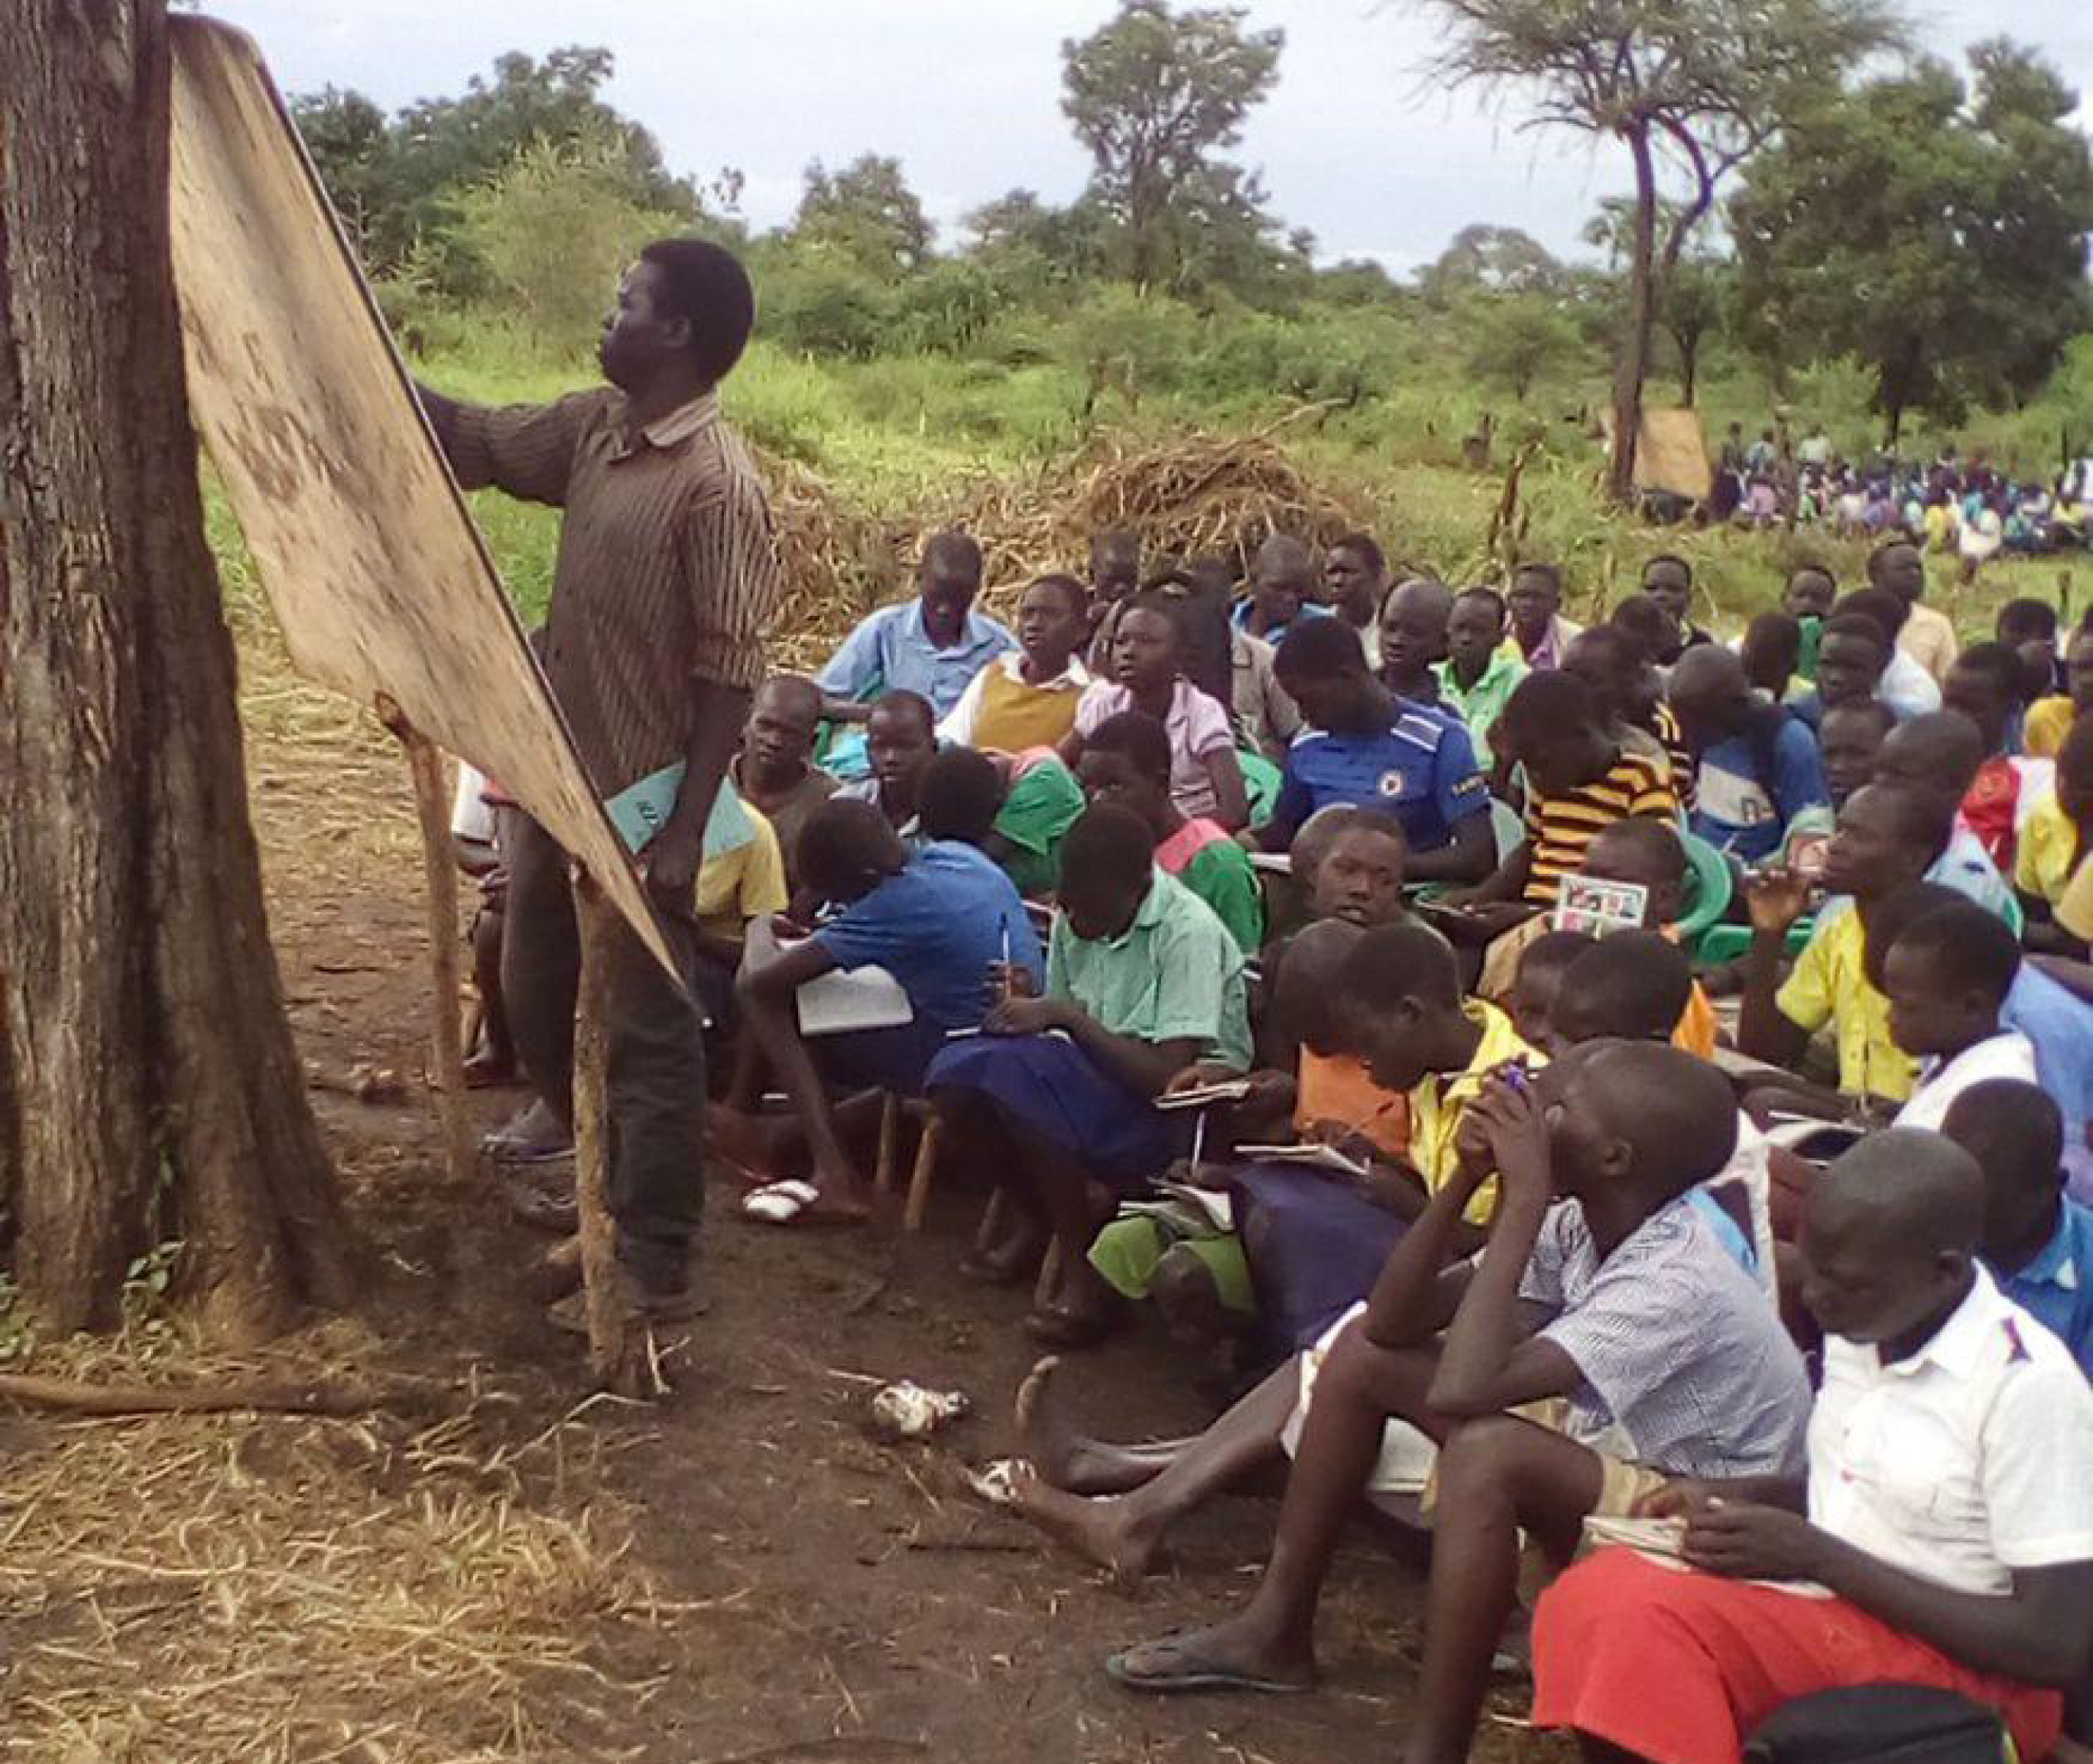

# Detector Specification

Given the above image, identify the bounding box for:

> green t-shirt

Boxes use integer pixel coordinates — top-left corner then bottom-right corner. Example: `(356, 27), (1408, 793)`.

(1156, 816), (1264, 955)
(993, 756), (1085, 897)
(1047, 867), (1253, 1073)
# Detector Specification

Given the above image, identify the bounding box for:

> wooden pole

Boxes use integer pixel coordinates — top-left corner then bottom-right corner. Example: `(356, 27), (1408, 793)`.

(573, 877), (657, 1396)
(376, 699), (475, 1188)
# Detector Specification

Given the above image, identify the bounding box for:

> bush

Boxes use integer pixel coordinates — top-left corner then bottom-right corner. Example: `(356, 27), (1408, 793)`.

(761, 255), (897, 358)
(447, 135), (682, 353)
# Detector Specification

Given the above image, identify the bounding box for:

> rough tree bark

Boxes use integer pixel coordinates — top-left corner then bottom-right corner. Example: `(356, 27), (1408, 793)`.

(1607, 122), (1661, 506)
(0, 0), (355, 1338)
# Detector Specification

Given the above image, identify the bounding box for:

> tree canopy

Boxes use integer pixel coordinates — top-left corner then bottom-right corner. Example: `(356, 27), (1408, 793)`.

(1059, 1), (1287, 295)
(1731, 40), (2093, 442)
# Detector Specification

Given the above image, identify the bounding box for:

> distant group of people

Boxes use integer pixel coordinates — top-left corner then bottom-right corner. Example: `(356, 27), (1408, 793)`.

(1712, 422), (2093, 572)
(418, 238), (2093, 1764)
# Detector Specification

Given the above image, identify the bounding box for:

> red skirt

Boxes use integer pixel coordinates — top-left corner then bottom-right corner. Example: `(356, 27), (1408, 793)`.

(1532, 1547), (2062, 1764)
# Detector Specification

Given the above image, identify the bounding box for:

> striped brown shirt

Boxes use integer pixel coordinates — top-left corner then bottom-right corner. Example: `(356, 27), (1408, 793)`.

(446, 387), (781, 793)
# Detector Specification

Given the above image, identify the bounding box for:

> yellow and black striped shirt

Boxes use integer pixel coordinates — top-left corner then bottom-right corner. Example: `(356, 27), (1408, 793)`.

(1522, 748), (1680, 905)
(446, 387), (782, 794)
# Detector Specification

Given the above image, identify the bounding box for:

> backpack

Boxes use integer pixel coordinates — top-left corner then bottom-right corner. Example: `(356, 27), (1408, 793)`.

(1744, 1685), (2014, 1764)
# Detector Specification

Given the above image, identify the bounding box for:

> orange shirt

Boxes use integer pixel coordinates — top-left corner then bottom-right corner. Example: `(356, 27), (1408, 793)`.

(1296, 1049), (1410, 1157)
(1672, 978), (1718, 1059)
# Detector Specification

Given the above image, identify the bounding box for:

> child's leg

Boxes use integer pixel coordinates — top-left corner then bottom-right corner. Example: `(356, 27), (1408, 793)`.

(1401, 1416), (1604, 1764)
(1111, 1315), (1447, 1688)
(465, 904), (514, 1080)
(1004, 1113), (1125, 1340)
(933, 1086), (1051, 1279)
(735, 986), (871, 1217)
(1011, 1356), (1298, 1577)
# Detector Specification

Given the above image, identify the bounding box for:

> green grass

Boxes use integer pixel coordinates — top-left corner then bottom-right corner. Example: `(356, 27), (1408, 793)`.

(235, 309), (2088, 642)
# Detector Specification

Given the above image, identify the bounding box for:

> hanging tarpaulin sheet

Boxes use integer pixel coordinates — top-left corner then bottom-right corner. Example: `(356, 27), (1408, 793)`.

(165, 15), (674, 977)
(1613, 406), (1716, 504)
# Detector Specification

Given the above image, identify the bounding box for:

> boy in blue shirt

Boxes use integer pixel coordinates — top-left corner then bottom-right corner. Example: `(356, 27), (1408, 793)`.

(1666, 644), (1827, 862)
(730, 799), (1040, 1226)
(1264, 618), (1494, 885)
(1945, 1078), (2093, 1376)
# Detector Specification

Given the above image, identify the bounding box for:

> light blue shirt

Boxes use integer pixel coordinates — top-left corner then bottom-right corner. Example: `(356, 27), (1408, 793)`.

(1926, 826), (2017, 922)
(816, 601), (1016, 721)
(1995, 1199), (2093, 1379)
(2002, 965), (2093, 1206)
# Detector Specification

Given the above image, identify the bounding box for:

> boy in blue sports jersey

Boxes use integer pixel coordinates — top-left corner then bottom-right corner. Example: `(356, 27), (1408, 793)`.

(1263, 618), (1494, 885)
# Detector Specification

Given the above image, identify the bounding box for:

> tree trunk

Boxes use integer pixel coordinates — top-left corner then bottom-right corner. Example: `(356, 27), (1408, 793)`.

(1608, 123), (1660, 505)
(0, 0), (355, 1339)
(1677, 329), (1701, 409)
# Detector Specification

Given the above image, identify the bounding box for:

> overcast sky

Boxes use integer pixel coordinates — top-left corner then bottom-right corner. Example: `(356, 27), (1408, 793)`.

(208, 0), (2093, 274)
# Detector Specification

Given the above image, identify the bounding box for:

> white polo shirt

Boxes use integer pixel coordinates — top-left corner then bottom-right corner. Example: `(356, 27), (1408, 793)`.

(1808, 1266), (2093, 1596)
(1892, 1030), (2039, 1136)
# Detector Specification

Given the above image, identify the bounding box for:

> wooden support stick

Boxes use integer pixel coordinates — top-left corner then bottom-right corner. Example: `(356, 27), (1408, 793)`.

(573, 877), (656, 1397)
(376, 699), (475, 1187)
(0, 1371), (404, 1417)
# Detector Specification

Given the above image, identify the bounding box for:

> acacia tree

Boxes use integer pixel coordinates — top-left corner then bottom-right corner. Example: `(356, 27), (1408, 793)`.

(1413, 0), (1901, 500)
(1061, 0), (1283, 293)
(2, 0), (355, 1338)
(793, 154), (936, 277)
(1731, 41), (2093, 443)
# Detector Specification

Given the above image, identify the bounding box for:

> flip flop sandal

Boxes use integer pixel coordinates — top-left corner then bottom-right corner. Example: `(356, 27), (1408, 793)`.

(505, 1175), (578, 1235)
(965, 1458), (1027, 1509)
(1024, 1302), (1121, 1350)
(1105, 1637), (1313, 1697)
(738, 1180), (866, 1227)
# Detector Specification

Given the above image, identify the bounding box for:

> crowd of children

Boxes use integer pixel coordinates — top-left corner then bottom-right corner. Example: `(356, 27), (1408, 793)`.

(462, 522), (2093, 1764)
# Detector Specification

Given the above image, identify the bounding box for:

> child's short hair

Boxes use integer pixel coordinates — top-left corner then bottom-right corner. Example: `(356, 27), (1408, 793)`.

(796, 799), (904, 902)
(1331, 531), (1385, 574)
(1820, 698), (1897, 742)
(1742, 611), (1801, 666)
(868, 688), (936, 736)
(1313, 805), (1408, 855)
(1335, 922), (1462, 1013)
(1058, 802), (1154, 895)
(2059, 714), (2093, 787)
(1274, 615), (1368, 680)
(1513, 929), (1594, 1017)
(1997, 597), (2058, 642)
(1832, 586), (1909, 641)
(1579, 1042), (1739, 1198)
(1513, 559), (1563, 595)
(1952, 640), (2026, 705)
(1942, 1077), (2064, 1182)
(1454, 585), (1507, 624)
(1556, 930), (1692, 1044)
(917, 747), (1004, 845)
(1083, 709), (1173, 783)
(1025, 572), (1088, 618)
(1503, 669), (1601, 745)
(1817, 611), (1890, 661)
(1885, 900), (2023, 1010)
(1584, 814), (1686, 885)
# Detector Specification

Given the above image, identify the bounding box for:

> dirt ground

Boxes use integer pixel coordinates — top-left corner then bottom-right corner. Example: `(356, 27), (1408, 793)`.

(2, 613), (1562, 1764)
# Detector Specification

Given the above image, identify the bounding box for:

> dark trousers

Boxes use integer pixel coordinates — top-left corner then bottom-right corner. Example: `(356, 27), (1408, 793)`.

(502, 815), (706, 1293)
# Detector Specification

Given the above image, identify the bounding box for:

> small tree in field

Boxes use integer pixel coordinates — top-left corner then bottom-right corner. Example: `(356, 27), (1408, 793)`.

(451, 136), (683, 351)
(2, 0), (355, 1338)
(1411, 0), (1902, 500)
(1464, 293), (1582, 403)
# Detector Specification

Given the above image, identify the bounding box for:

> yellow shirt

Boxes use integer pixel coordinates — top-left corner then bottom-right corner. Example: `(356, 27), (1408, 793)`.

(2024, 696), (2075, 760)
(1775, 905), (1918, 1102)
(1407, 1000), (1540, 1224)
(695, 805), (789, 941)
(2059, 848), (2093, 942)
(2013, 794), (2084, 906)
(1897, 602), (1959, 686)
(938, 653), (1090, 754)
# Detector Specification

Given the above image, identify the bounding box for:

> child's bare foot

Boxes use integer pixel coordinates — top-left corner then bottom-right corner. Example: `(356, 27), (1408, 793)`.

(1014, 1357), (1139, 1494)
(960, 1211), (1049, 1285)
(1008, 1463), (1160, 1580)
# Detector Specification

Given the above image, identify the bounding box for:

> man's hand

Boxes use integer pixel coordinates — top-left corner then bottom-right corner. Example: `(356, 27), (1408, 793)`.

(1681, 1500), (1827, 1582)
(988, 961), (1039, 1001)
(639, 822), (703, 897)
(477, 864), (509, 910)
(1744, 866), (1812, 936)
(1468, 1069), (1552, 1206)
(985, 997), (1073, 1038)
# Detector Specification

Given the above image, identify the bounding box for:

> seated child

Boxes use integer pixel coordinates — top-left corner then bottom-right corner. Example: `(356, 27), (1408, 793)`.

(1441, 670), (1679, 945)
(1875, 899), (2038, 1133)
(1264, 618), (1494, 885)
(1063, 592), (1249, 830)
(1872, 712), (2018, 918)
(1944, 641), (2052, 871)
(936, 572), (1093, 754)
(1817, 697), (1897, 811)
(730, 799), (1041, 1225)
(1504, 929), (1592, 1055)
(1076, 709), (1264, 954)
(1531, 1130), (2093, 1764)
(1478, 814), (1718, 1056)
(1089, 1039), (1810, 1764)
(926, 803), (1251, 1344)
(1943, 1078), (2093, 1375)
(1666, 645), (1828, 865)
(690, 787), (790, 1030)
(2014, 714), (2091, 956)
(835, 689), (937, 839)
(915, 745), (1008, 852)
(730, 675), (839, 885)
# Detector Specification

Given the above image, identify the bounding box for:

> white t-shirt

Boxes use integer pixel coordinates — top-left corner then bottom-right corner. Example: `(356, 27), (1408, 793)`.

(1809, 1266), (2093, 1596)
(1880, 647), (1944, 720)
(1893, 1030), (2039, 1135)
(450, 761), (496, 846)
